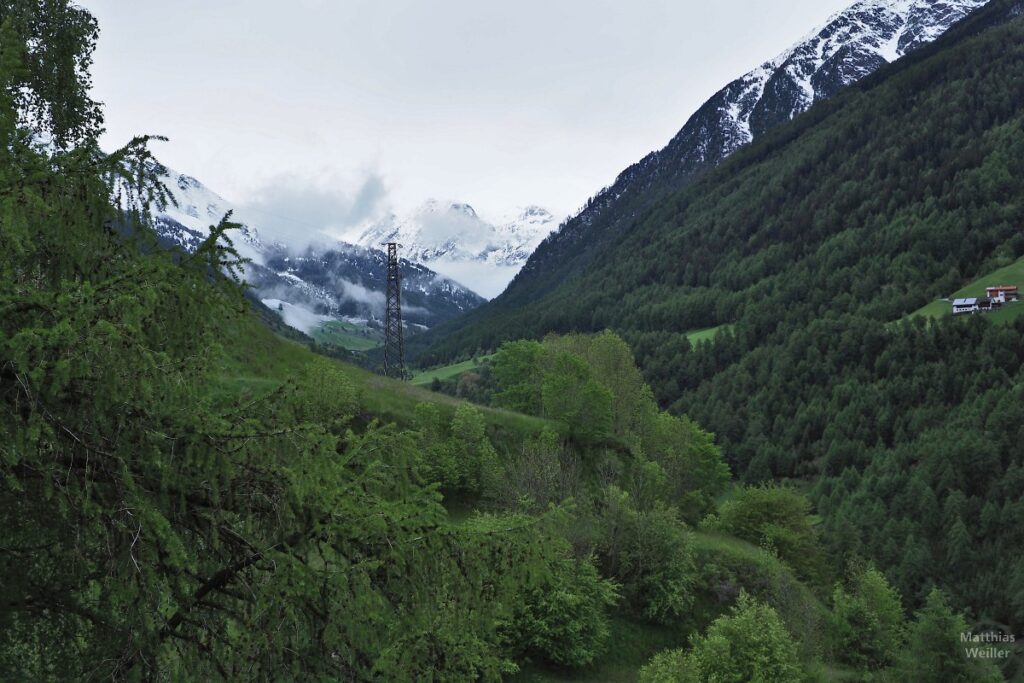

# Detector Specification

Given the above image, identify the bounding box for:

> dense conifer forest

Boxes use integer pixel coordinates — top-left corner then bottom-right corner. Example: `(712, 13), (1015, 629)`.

(2, 1), (1020, 681)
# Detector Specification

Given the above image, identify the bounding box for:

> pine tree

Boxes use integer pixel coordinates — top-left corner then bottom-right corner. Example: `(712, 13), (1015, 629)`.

(896, 589), (1004, 683)
(830, 566), (906, 669)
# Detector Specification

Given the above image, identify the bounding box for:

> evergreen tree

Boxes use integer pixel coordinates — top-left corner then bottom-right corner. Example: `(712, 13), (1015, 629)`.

(830, 566), (906, 669)
(895, 589), (1004, 683)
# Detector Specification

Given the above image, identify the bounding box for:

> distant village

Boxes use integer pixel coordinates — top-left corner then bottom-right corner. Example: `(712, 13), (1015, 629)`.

(951, 285), (1020, 315)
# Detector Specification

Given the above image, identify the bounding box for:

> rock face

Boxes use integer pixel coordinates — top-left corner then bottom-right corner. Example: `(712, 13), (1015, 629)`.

(150, 168), (484, 335)
(511, 0), (988, 291)
(348, 200), (560, 299)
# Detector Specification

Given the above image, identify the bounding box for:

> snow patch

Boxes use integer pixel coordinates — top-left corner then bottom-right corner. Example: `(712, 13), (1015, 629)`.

(347, 201), (560, 296)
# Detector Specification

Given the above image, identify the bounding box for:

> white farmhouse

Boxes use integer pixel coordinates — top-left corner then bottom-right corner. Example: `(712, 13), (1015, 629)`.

(952, 298), (979, 315)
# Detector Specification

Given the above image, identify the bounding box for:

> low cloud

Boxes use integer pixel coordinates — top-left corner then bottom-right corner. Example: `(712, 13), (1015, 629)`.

(334, 276), (386, 311)
(239, 171), (390, 249)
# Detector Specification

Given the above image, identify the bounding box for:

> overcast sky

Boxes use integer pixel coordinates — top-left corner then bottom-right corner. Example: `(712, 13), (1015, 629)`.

(82, 0), (851, 230)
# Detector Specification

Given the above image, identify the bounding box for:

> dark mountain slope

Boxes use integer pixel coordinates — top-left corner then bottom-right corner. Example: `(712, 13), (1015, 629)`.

(428, 0), (1024, 631)
(415, 0), (990, 360)
(424, 0), (1024, 365)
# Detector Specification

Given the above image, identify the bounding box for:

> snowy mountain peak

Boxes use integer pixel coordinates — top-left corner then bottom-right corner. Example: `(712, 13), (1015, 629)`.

(350, 201), (560, 298)
(703, 0), (988, 157)
(146, 168), (484, 341)
(515, 0), (988, 292)
(515, 205), (554, 221)
(447, 202), (478, 218)
(411, 198), (479, 220)
(590, 0), (987, 212)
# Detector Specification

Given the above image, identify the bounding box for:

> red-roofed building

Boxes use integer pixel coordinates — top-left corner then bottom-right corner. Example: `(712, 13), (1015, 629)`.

(986, 286), (1020, 303)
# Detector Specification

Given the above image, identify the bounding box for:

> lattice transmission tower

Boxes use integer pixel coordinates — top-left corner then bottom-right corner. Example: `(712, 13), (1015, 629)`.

(382, 242), (406, 380)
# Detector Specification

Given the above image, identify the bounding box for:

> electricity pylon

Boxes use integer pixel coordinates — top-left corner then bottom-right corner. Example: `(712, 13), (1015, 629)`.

(382, 242), (406, 380)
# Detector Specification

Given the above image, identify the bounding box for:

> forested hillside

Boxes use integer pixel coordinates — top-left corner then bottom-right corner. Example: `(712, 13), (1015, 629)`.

(422, 0), (1024, 640)
(2, 1), (1019, 680)
(412, 0), (992, 361)
(0, 6), (722, 678)
(0, 6), (802, 680)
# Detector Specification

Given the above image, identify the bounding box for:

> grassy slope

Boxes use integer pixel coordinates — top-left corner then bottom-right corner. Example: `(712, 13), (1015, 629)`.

(311, 320), (383, 351)
(686, 325), (732, 345)
(411, 355), (495, 386)
(907, 254), (1024, 322)
(511, 531), (828, 683)
(216, 315), (560, 441)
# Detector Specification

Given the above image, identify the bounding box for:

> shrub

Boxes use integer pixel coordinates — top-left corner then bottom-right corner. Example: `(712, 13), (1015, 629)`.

(830, 566), (906, 669)
(638, 648), (698, 683)
(510, 553), (619, 667)
(703, 483), (824, 584)
(640, 593), (803, 683)
(598, 488), (696, 624)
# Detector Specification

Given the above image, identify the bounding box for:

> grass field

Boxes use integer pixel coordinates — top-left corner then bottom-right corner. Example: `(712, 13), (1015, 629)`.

(686, 324), (733, 345)
(908, 255), (1024, 323)
(311, 319), (383, 351)
(216, 316), (558, 443)
(411, 326), (730, 386)
(411, 355), (494, 386)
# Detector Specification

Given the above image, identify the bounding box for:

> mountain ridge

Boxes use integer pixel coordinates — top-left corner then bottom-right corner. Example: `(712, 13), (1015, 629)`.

(150, 168), (484, 341)
(424, 0), (991, 355)
(421, 0), (1024, 636)
(348, 199), (559, 298)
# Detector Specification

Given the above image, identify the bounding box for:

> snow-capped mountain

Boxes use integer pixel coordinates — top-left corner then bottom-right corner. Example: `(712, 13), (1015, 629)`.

(667, 0), (990, 174)
(252, 242), (483, 328)
(514, 0), (988, 285)
(349, 200), (559, 298)
(149, 168), (484, 341)
(152, 170), (264, 263)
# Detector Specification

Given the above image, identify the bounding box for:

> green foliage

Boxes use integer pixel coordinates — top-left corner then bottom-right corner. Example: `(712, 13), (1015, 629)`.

(0, 0), (102, 146)
(507, 548), (620, 668)
(545, 331), (650, 438)
(422, 0), (1024, 633)
(492, 340), (545, 414)
(894, 589), (1004, 683)
(541, 350), (614, 443)
(639, 410), (730, 523)
(703, 484), (825, 584)
(490, 332), (729, 521)
(640, 593), (804, 683)
(687, 593), (804, 682)
(597, 488), (696, 624)
(638, 648), (699, 683)
(830, 566), (906, 670)
(450, 402), (502, 493)
(415, 402), (502, 496)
